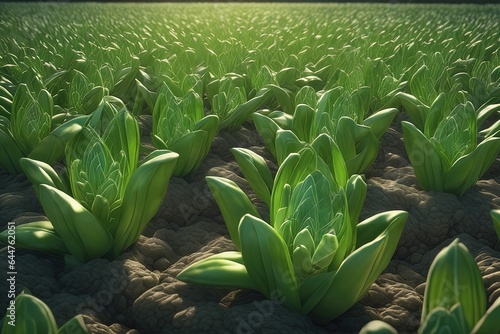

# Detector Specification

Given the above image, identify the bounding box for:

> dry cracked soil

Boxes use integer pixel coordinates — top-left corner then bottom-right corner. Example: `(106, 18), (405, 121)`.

(1, 113), (499, 334)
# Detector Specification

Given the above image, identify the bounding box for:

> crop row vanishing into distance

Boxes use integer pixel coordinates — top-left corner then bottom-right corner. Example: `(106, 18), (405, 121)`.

(0, 2), (499, 333)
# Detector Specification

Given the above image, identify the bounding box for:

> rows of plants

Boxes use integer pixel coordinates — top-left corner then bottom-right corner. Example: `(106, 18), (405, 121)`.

(0, 3), (499, 333)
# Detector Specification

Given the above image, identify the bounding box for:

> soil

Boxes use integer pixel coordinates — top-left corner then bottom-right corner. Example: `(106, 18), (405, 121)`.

(1, 113), (499, 334)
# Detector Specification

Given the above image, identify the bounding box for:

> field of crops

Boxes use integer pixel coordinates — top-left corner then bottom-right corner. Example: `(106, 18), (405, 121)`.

(0, 2), (499, 334)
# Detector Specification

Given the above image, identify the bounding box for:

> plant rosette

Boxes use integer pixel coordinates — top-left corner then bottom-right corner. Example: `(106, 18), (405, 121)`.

(178, 147), (407, 324)
(0, 108), (179, 264)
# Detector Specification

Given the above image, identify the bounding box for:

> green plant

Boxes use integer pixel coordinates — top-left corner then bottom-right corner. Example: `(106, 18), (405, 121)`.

(0, 84), (88, 174)
(360, 239), (500, 334)
(110, 56), (153, 115)
(1, 290), (89, 334)
(145, 80), (219, 177)
(361, 57), (407, 112)
(45, 67), (108, 116)
(452, 62), (500, 110)
(231, 134), (364, 223)
(178, 147), (407, 323)
(402, 100), (500, 196)
(0, 108), (178, 264)
(206, 73), (273, 131)
(253, 86), (398, 175)
(406, 54), (451, 109)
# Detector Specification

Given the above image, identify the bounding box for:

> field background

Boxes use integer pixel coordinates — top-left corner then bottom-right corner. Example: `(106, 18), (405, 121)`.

(1, 3), (499, 333)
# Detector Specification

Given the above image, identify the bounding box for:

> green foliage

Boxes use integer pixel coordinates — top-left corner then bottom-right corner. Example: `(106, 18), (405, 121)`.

(254, 86), (398, 175)
(360, 239), (500, 334)
(402, 101), (500, 196)
(178, 148), (407, 323)
(0, 108), (179, 263)
(0, 84), (86, 174)
(0, 3), (499, 329)
(148, 80), (219, 177)
(1, 290), (89, 334)
(422, 240), (486, 332)
(207, 73), (273, 131)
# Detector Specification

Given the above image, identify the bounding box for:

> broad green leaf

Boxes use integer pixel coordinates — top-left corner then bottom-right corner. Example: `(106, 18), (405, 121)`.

(336, 117), (379, 175)
(299, 270), (335, 315)
(151, 134), (168, 150)
(252, 112), (281, 158)
(422, 239), (486, 331)
(294, 85), (318, 108)
(316, 88), (342, 118)
(275, 129), (304, 165)
(345, 175), (367, 226)
(292, 104), (315, 143)
(471, 297), (500, 334)
(394, 92), (428, 131)
(19, 157), (69, 195)
(177, 251), (256, 290)
(136, 78), (156, 112)
(193, 114), (220, 167)
(39, 184), (112, 263)
(110, 150), (178, 258)
(1, 292), (58, 334)
(308, 210), (406, 324)
(80, 86), (105, 115)
(266, 84), (294, 115)
(309, 133), (347, 189)
(28, 115), (87, 165)
(182, 89), (204, 122)
(295, 75), (323, 90)
(356, 211), (409, 248)
(424, 93), (447, 138)
(444, 137), (500, 196)
(169, 130), (208, 177)
(293, 244), (313, 278)
(0, 221), (68, 255)
(220, 87), (272, 131)
(402, 121), (446, 191)
(363, 108), (398, 140)
(311, 234), (338, 269)
(231, 147), (273, 205)
(239, 214), (301, 311)
(267, 110), (293, 130)
(275, 67), (300, 93)
(206, 176), (260, 251)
